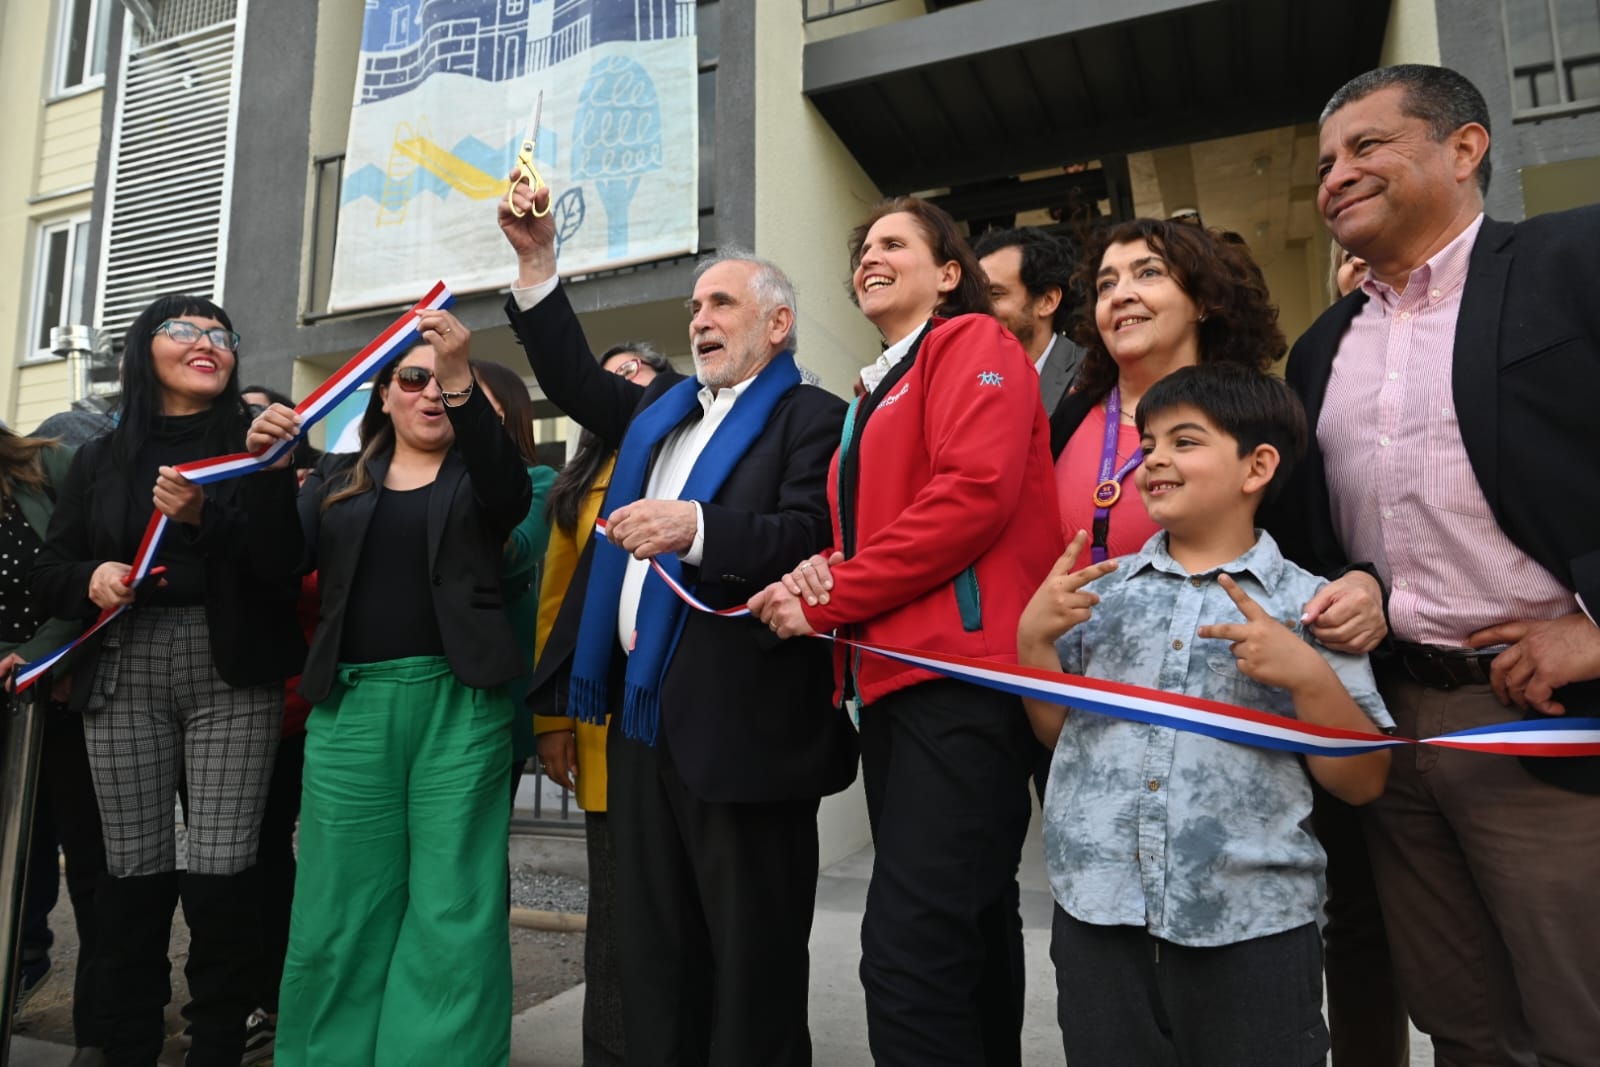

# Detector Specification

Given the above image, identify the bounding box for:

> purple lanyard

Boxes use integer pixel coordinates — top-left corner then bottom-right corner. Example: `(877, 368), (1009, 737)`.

(1090, 386), (1143, 563)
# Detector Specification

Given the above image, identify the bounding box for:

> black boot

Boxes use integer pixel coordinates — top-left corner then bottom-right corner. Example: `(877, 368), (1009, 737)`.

(179, 869), (264, 1067)
(65, 867), (105, 1048)
(94, 871), (179, 1067)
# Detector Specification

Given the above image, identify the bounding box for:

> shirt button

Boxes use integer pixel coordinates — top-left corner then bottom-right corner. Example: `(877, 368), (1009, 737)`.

(1430, 288), (1441, 299)
(1396, 578), (1409, 589)
(1148, 779), (1161, 792)
(1387, 371), (1398, 380)
(1379, 435), (1391, 446)
(1400, 311), (1412, 321)
(1382, 508), (1394, 519)
(1189, 577), (1202, 588)
(1171, 639), (1184, 650)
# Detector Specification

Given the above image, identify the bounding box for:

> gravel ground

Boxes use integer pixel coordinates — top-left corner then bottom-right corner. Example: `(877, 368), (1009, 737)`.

(14, 870), (587, 1063)
(510, 865), (588, 914)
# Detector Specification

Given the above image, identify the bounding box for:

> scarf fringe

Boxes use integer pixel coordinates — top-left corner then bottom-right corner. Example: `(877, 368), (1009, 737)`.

(621, 682), (661, 746)
(569, 674), (609, 727)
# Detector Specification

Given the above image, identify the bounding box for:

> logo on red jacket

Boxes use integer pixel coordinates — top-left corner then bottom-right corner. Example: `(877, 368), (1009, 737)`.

(977, 371), (1004, 387)
(880, 382), (911, 407)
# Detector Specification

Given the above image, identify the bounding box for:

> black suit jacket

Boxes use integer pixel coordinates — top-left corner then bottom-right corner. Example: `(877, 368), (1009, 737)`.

(507, 288), (858, 805)
(1264, 207), (1600, 789)
(31, 427), (307, 708)
(297, 385), (532, 704)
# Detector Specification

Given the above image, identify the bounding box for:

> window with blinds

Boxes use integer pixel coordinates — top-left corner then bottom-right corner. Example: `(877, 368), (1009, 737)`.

(95, 0), (244, 348)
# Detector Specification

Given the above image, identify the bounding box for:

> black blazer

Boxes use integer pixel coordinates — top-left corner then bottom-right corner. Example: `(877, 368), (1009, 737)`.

(1264, 207), (1600, 790)
(507, 288), (859, 805)
(31, 426), (307, 708)
(297, 385), (532, 704)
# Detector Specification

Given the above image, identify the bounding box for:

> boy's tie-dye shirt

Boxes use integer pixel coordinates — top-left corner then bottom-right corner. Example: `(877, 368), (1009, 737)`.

(1045, 530), (1392, 948)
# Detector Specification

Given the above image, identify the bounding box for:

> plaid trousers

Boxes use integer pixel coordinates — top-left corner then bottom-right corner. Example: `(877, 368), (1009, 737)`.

(82, 605), (281, 877)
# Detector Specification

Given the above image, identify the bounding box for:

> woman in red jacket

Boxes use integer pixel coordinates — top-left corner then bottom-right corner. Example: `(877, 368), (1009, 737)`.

(753, 197), (1063, 1067)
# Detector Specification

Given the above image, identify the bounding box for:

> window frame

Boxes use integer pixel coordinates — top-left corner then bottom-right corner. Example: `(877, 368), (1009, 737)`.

(25, 214), (93, 366)
(51, 0), (112, 99)
(1504, 0), (1600, 120)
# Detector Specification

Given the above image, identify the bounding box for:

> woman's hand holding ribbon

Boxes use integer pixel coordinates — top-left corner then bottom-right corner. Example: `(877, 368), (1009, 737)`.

(247, 403), (303, 470)
(783, 551), (843, 607)
(153, 467), (205, 526)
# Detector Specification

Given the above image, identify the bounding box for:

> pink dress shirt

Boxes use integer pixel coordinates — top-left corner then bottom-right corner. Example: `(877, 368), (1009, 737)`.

(1317, 215), (1574, 646)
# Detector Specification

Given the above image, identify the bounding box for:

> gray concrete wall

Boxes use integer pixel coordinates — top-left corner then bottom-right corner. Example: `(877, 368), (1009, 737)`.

(1434, 0), (1600, 220)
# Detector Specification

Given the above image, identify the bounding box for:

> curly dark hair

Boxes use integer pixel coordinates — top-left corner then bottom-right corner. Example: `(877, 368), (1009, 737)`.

(1068, 218), (1284, 400)
(972, 226), (1077, 334)
(847, 197), (990, 324)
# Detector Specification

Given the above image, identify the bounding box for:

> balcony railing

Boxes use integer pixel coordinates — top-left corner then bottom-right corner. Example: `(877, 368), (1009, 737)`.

(803, 0), (900, 21)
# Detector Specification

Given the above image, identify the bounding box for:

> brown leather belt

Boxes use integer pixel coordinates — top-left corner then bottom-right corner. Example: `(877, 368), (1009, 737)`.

(1384, 641), (1498, 690)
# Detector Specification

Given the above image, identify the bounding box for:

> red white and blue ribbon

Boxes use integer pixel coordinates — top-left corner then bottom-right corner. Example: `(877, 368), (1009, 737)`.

(14, 282), (453, 692)
(595, 519), (1600, 759)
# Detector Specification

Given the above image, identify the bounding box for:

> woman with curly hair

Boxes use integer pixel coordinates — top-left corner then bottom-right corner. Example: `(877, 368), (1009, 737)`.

(1049, 218), (1285, 569)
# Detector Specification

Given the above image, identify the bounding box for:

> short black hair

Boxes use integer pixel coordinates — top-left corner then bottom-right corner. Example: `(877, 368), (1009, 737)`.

(1321, 64), (1492, 194)
(972, 226), (1076, 334)
(1135, 363), (1308, 506)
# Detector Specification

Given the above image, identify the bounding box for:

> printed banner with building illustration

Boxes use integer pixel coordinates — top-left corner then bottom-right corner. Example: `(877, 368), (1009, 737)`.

(328, 0), (698, 312)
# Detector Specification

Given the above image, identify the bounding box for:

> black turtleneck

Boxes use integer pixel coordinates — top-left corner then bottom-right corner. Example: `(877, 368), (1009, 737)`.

(127, 410), (231, 605)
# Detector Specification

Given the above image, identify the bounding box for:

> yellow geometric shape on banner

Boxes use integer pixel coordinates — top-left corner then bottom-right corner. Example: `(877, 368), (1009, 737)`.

(378, 116), (503, 228)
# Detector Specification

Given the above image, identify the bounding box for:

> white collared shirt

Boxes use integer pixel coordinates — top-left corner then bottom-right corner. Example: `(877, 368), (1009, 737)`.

(511, 275), (728, 654)
(859, 323), (926, 394)
(1034, 333), (1057, 376)
(614, 375), (755, 651)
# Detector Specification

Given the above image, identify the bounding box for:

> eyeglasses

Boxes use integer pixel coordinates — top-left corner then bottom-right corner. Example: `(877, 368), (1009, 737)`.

(155, 319), (240, 352)
(392, 365), (436, 392)
(609, 358), (642, 380)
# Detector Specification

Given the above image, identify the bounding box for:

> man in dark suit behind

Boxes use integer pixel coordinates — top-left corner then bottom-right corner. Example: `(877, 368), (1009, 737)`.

(498, 182), (857, 1066)
(1266, 64), (1600, 1064)
(974, 226), (1085, 414)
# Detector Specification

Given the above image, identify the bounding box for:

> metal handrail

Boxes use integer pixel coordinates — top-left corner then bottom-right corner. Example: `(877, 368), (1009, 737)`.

(0, 689), (45, 1067)
(802, 0), (899, 20)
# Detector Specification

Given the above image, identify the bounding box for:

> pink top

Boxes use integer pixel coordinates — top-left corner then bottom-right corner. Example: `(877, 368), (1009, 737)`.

(1317, 214), (1574, 646)
(1056, 400), (1160, 572)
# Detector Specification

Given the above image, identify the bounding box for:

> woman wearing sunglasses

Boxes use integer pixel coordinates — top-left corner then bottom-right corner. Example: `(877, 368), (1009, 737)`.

(248, 311), (532, 1066)
(31, 294), (307, 1067)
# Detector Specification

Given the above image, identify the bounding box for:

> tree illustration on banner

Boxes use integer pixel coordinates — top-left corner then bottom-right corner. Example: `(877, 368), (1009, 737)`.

(572, 55), (663, 259)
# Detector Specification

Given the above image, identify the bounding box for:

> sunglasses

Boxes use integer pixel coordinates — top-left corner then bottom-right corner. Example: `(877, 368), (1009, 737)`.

(392, 365), (437, 392)
(155, 319), (241, 352)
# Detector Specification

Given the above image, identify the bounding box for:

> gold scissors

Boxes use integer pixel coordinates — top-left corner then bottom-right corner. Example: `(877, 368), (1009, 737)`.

(507, 90), (550, 218)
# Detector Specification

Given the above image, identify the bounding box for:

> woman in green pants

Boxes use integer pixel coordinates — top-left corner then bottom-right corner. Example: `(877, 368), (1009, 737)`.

(248, 311), (532, 1066)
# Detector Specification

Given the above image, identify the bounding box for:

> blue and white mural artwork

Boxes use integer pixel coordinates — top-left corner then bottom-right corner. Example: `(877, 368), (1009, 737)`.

(328, 0), (697, 311)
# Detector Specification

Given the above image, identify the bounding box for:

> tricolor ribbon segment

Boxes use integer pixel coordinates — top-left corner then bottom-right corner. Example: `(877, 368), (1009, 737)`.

(594, 519), (1600, 760)
(14, 283), (453, 693)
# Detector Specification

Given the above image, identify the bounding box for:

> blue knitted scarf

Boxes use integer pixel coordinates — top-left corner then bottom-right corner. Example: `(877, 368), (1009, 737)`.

(568, 351), (800, 744)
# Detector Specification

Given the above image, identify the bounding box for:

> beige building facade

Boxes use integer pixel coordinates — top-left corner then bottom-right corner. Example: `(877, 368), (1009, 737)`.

(0, 0), (111, 432)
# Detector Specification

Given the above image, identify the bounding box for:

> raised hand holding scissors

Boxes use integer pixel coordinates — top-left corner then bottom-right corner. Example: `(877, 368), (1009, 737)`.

(506, 90), (551, 219)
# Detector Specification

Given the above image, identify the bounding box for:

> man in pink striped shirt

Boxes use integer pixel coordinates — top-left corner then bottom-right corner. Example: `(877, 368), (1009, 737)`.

(1268, 65), (1600, 1066)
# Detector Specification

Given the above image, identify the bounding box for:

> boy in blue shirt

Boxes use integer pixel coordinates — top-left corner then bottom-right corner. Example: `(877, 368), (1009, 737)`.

(1018, 363), (1393, 1066)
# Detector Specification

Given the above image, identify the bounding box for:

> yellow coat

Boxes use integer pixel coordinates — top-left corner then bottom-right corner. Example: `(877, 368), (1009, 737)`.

(533, 456), (613, 812)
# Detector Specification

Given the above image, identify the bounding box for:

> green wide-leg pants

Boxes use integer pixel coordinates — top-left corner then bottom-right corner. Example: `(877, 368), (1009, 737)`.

(276, 657), (513, 1067)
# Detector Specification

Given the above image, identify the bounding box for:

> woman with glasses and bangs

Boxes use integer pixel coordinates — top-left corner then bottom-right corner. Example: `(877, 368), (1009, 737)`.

(247, 310), (531, 1066)
(31, 293), (308, 1067)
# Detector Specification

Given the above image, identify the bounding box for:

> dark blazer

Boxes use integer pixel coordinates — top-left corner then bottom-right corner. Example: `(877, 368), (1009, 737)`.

(297, 385), (532, 705)
(1264, 206), (1600, 789)
(1038, 335), (1086, 417)
(508, 288), (859, 805)
(31, 425), (306, 709)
